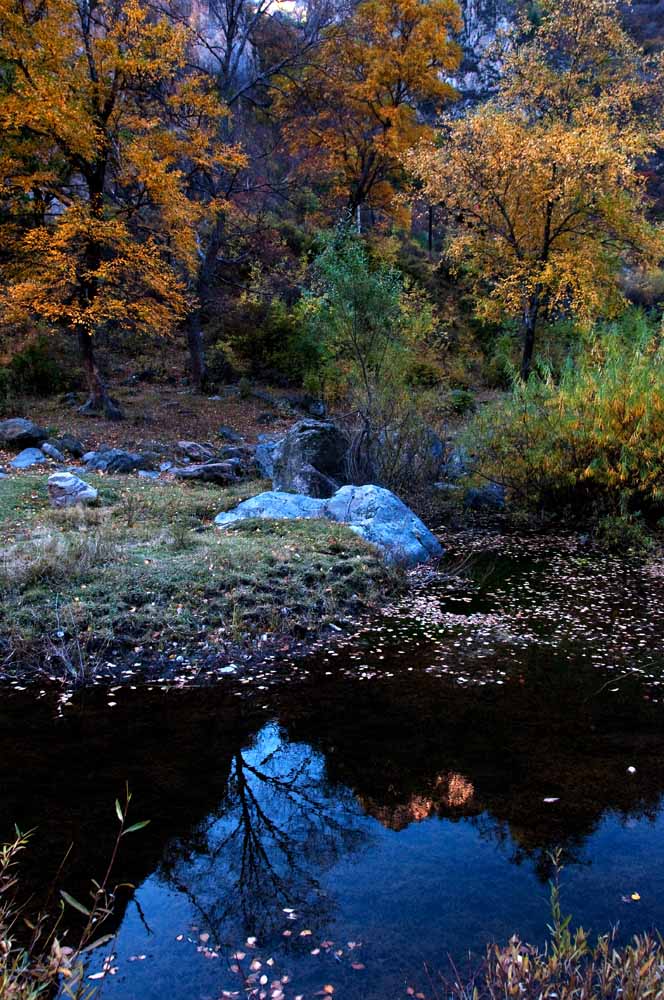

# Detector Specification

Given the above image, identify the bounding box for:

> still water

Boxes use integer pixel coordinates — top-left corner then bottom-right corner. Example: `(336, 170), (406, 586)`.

(2, 534), (664, 998)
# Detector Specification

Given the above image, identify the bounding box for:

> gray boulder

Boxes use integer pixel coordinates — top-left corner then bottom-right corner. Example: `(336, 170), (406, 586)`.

(41, 442), (65, 462)
(47, 472), (98, 508)
(464, 482), (506, 511)
(178, 440), (217, 462)
(273, 419), (348, 498)
(53, 435), (86, 459)
(214, 491), (325, 526)
(255, 435), (282, 478)
(84, 449), (150, 474)
(215, 484), (442, 566)
(0, 418), (48, 450)
(173, 461), (238, 484)
(324, 485), (443, 565)
(10, 447), (47, 469)
(218, 425), (243, 443)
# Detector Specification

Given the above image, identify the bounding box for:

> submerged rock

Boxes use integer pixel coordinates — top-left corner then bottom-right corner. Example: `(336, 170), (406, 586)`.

(215, 484), (442, 566)
(0, 418), (48, 450)
(10, 447), (47, 469)
(47, 472), (98, 508)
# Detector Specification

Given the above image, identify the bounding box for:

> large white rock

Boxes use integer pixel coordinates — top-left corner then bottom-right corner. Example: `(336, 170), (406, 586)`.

(47, 472), (98, 508)
(215, 485), (443, 566)
(324, 485), (443, 565)
(10, 447), (46, 469)
(214, 491), (325, 526)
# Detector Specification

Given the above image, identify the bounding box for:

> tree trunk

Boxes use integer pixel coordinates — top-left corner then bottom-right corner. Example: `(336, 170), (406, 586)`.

(77, 329), (123, 420)
(186, 307), (207, 392)
(520, 293), (541, 382)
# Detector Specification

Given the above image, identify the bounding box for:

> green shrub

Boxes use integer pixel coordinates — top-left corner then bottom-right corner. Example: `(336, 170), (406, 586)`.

(447, 388), (476, 416)
(468, 315), (664, 522)
(6, 335), (75, 397)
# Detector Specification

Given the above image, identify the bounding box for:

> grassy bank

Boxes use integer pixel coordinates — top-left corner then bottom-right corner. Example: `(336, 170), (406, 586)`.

(0, 474), (398, 685)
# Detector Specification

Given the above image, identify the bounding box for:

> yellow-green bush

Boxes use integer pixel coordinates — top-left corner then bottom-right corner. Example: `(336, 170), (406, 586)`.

(469, 314), (664, 522)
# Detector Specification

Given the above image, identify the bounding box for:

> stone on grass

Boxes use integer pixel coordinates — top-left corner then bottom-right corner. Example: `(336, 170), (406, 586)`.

(10, 447), (47, 469)
(53, 434), (86, 458)
(172, 461), (238, 484)
(218, 426), (243, 443)
(255, 435), (282, 478)
(41, 442), (65, 462)
(0, 418), (48, 450)
(324, 485), (443, 566)
(47, 472), (98, 508)
(273, 419), (348, 498)
(178, 440), (217, 462)
(215, 484), (442, 566)
(84, 449), (151, 474)
(214, 491), (325, 526)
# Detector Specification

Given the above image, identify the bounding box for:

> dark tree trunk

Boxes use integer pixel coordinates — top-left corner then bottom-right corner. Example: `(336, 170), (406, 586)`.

(428, 205), (434, 260)
(186, 307), (207, 392)
(77, 329), (123, 421)
(520, 292), (541, 382)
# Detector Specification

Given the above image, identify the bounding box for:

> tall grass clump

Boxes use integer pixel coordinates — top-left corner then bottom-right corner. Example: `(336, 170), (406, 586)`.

(444, 853), (664, 999)
(468, 313), (664, 528)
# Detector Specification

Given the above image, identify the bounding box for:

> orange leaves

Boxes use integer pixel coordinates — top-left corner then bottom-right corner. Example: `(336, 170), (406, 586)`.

(278, 0), (461, 215)
(0, 0), (243, 339)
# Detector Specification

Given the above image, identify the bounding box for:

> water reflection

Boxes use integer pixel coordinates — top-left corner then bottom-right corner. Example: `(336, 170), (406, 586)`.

(159, 725), (367, 940)
(2, 655), (664, 956)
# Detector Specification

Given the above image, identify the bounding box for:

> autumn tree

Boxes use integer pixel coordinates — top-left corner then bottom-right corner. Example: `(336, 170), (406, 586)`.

(280, 0), (461, 223)
(0, 0), (242, 416)
(407, 0), (664, 380)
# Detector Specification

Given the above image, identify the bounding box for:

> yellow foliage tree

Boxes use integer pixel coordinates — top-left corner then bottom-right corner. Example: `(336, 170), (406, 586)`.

(280, 0), (461, 223)
(0, 0), (243, 416)
(407, 0), (664, 380)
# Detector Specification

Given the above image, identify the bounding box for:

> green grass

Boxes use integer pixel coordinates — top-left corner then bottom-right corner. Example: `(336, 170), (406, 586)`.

(0, 474), (398, 681)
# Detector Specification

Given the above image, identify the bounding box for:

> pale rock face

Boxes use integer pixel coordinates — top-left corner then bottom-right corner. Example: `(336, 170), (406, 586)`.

(450, 0), (516, 101)
(47, 472), (99, 508)
(214, 485), (443, 566)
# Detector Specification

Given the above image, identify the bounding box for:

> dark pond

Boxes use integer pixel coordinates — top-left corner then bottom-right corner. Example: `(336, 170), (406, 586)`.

(3, 534), (664, 999)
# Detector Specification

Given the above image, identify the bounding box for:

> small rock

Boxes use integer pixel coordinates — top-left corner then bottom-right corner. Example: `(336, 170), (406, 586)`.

(41, 442), (65, 462)
(84, 449), (151, 474)
(159, 461), (173, 473)
(218, 426), (243, 443)
(48, 472), (98, 508)
(173, 461), (238, 484)
(10, 447), (47, 469)
(138, 470), (160, 480)
(464, 482), (506, 512)
(0, 418), (48, 450)
(54, 434), (86, 458)
(177, 440), (217, 462)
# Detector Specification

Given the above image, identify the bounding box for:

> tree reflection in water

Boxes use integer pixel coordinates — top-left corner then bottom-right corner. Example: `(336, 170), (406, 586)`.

(158, 724), (368, 942)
